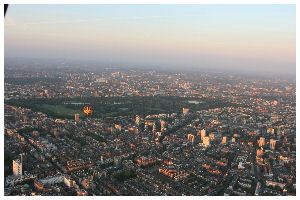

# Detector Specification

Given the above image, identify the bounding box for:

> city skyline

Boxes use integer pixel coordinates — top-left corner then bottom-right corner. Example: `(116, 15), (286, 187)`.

(4, 4), (296, 75)
(4, 67), (296, 196)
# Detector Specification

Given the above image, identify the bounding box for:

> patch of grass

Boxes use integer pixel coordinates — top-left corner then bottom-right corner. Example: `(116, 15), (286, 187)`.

(38, 104), (84, 118)
(114, 170), (136, 182)
(6, 96), (234, 119)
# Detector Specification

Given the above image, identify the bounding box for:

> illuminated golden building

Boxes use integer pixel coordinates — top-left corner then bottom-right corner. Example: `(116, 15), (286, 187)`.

(267, 128), (275, 134)
(256, 148), (264, 157)
(203, 136), (210, 146)
(13, 159), (22, 177)
(187, 134), (195, 143)
(231, 137), (236, 143)
(199, 129), (206, 141)
(209, 132), (215, 141)
(270, 139), (276, 150)
(258, 137), (265, 147)
(115, 124), (122, 131)
(222, 136), (227, 144)
(135, 115), (141, 125)
(160, 120), (167, 131)
(182, 108), (190, 115)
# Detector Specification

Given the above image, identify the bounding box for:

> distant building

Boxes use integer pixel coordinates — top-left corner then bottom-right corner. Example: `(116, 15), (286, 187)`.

(256, 148), (264, 157)
(74, 113), (80, 122)
(144, 120), (155, 130)
(272, 100), (279, 106)
(267, 128), (275, 135)
(270, 139), (276, 150)
(187, 134), (195, 143)
(22, 115), (28, 123)
(53, 128), (61, 137)
(222, 136), (227, 144)
(13, 159), (22, 177)
(136, 156), (157, 167)
(182, 108), (189, 115)
(64, 175), (75, 188)
(203, 136), (210, 146)
(115, 124), (122, 131)
(152, 122), (156, 132)
(266, 180), (285, 189)
(160, 120), (167, 131)
(199, 129), (206, 141)
(77, 189), (88, 196)
(44, 89), (49, 97)
(114, 156), (123, 166)
(32, 130), (40, 137)
(231, 137), (236, 143)
(135, 115), (141, 126)
(258, 137), (265, 147)
(209, 132), (215, 141)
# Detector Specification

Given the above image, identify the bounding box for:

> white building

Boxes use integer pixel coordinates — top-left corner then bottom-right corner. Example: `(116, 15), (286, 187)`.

(199, 129), (206, 141)
(13, 159), (22, 177)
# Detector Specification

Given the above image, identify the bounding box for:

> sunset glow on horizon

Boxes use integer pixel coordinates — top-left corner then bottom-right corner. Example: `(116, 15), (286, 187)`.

(4, 4), (295, 75)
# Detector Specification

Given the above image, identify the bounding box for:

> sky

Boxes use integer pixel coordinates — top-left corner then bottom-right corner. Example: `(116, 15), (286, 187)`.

(4, 4), (296, 75)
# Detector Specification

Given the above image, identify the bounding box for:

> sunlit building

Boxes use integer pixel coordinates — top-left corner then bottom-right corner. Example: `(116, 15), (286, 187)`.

(258, 137), (265, 147)
(209, 132), (215, 141)
(222, 136), (227, 144)
(74, 113), (80, 122)
(270, 139), (276, 150)
(203, 136), (210, 146)
(13, 159), (22, 177)
(199, 129), (206, 141)
(231, 137), (236, 143)
(182, 108), (189, 115)
(135, 115), (141, 126)
(187, 134), (195, 143)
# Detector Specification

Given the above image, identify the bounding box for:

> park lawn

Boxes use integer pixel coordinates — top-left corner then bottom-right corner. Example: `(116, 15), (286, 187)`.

(38, 104), (84, 118)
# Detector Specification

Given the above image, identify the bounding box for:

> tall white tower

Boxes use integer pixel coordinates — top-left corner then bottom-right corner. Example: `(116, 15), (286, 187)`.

(13, 158), (22, 177)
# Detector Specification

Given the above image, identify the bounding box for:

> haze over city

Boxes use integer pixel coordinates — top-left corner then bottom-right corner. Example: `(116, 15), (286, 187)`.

(4, 3), (296, 197)
(4, 4), (295, 75)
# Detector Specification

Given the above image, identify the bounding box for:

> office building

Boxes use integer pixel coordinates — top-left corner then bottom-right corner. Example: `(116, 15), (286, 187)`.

(209, 132), (215, 141)
(74, 113), (80, 122)
(270, 139), (276, 150)
(182, 108), (189, 115)
(222, 136), (227, 144)
(187, 134), (195, 143)
(258, 137), (265, 147)
(13, 159), (22, 177)
(199, 129), (206, 141)
(203, 136), (210, 146)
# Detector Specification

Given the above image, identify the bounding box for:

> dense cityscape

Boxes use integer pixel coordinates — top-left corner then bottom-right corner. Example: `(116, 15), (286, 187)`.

(4, 64), (296, 196)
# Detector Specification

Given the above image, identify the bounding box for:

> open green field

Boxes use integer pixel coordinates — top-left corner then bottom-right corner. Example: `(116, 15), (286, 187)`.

(38, 104), (84, 118)
(6, 96), (233, 119)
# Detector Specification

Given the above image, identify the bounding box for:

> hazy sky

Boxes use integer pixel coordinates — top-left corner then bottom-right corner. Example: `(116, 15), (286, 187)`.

(5, 4), (295, 75)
